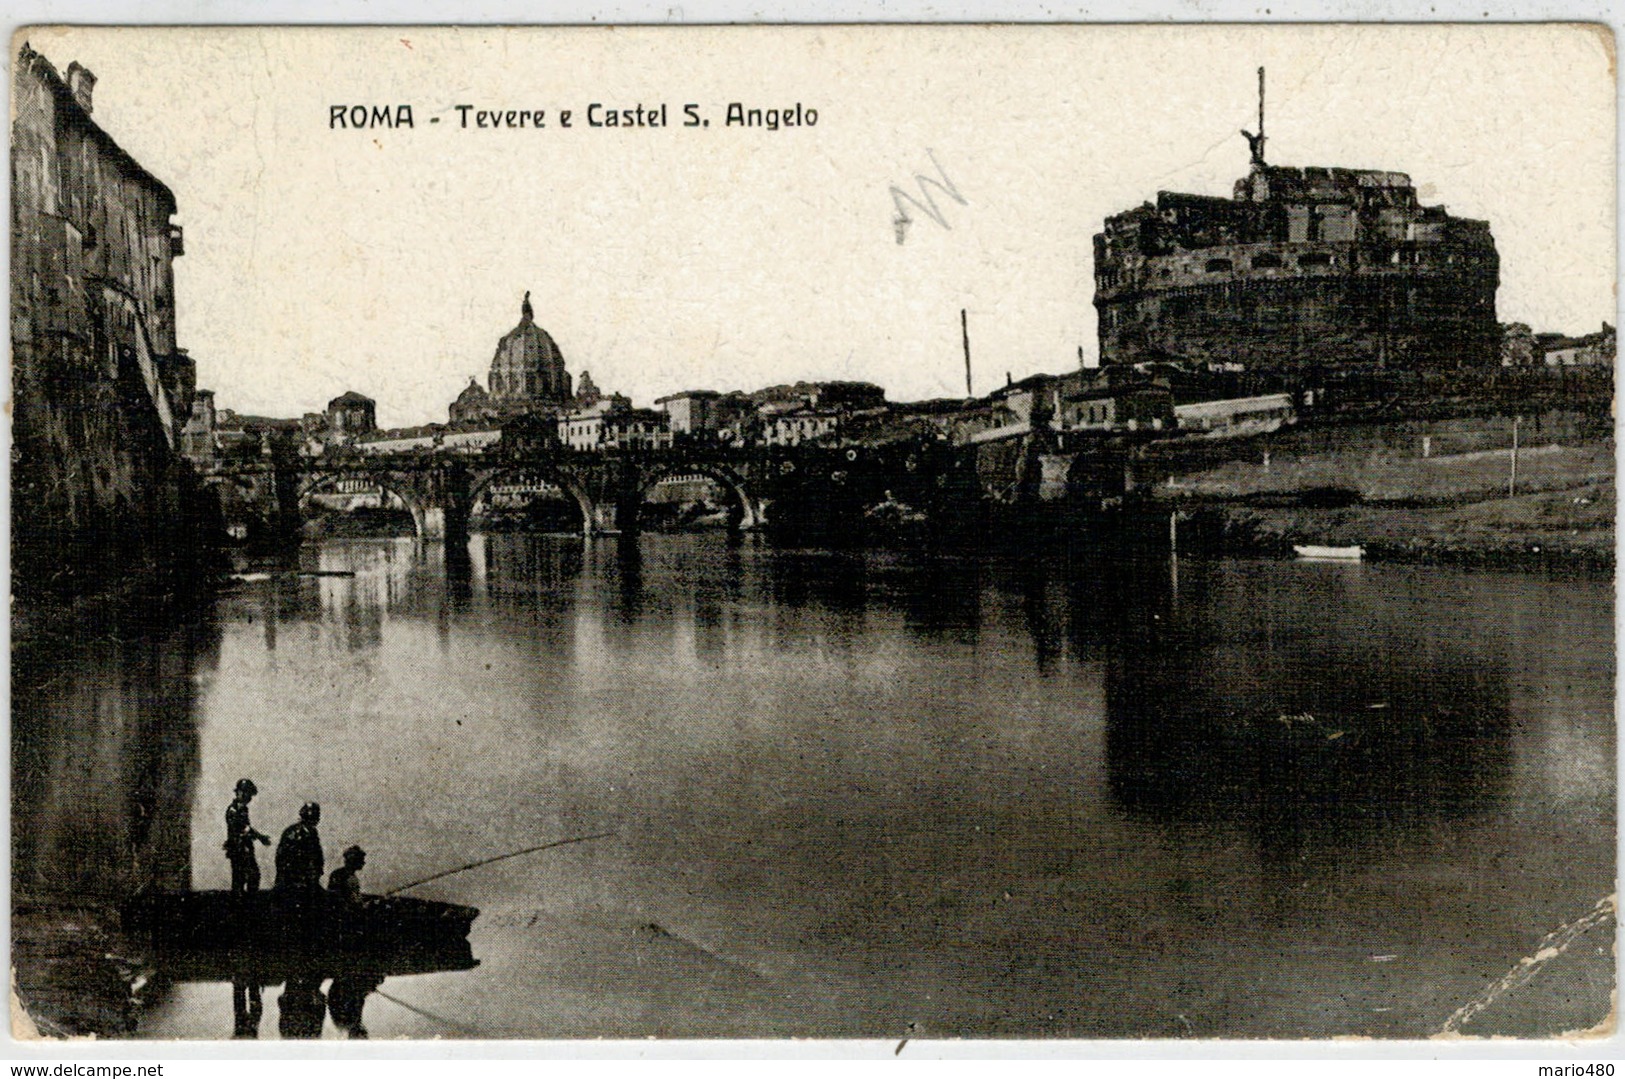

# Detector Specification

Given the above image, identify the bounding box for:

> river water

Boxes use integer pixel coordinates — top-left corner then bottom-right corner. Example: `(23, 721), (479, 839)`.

(11, 533), (1615, 1040)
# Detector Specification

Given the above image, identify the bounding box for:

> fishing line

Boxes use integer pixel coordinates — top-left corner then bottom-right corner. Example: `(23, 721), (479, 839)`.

(382, 831), (618, 896)
(374, 989), (487, 1037)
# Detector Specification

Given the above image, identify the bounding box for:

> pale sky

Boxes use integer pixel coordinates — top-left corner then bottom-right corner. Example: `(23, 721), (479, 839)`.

(25, 24), (1616, 429)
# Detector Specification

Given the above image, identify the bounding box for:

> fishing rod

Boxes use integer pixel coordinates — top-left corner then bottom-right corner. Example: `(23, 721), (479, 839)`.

(382, 831), (618, 897)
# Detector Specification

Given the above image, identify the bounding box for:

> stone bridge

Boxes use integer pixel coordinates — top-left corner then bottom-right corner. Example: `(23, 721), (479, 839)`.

(207, 442), (917, 542)
(201, 433), (1141, 545)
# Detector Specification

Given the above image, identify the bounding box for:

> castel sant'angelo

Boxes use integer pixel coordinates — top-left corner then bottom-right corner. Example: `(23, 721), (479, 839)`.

(1094, 70), (1500, 372)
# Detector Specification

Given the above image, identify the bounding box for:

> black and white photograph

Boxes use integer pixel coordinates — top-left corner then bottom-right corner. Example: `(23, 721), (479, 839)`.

(8, 23), (1616, 1046)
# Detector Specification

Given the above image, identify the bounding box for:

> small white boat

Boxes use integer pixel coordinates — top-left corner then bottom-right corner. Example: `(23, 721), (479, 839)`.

(1294, 544), (1364, 561)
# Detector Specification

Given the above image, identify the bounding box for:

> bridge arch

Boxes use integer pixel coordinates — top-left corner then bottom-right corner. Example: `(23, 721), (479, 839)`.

(297, 471), (429, 537)
(633, 460), (763, 532)
(467, 466), (596, 535)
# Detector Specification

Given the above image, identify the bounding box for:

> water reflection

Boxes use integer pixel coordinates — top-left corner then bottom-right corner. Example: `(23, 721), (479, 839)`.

(11, 593), (221, 1036)
(444, 538), (473, 604)
(277, 973), (326, 1039)
(12, 596), (219, 900)
(1103, 560), (1515, 853)
(159, 937), (476, 1040)
(900, 555), (981, 643)
(231, 975), (263, 1038)
(10, 532), (1614, 1039)
(1016, 563), (1063, 675)
(614, 539), (645, 623)
(327, 971), (385, 1038)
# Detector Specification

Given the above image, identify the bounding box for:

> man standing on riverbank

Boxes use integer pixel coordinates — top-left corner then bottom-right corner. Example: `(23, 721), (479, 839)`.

(224, 778), (271, 893)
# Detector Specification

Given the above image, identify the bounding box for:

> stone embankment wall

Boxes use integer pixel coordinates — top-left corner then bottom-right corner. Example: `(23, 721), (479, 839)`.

(1146, 410), (1614, 570)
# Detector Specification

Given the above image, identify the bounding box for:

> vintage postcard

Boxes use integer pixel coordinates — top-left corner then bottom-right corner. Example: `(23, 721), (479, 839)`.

(8, 24), (1616, 1045)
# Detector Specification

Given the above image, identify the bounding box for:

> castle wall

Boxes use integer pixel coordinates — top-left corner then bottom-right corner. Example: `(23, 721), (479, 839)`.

(1093, 166), (1500, 370)
(1097, 252), (1498, 369)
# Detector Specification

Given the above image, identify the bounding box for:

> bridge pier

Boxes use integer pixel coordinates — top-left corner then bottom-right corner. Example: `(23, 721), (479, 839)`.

(442, 502), (470, 547)
(415, 504), (472, 544)
(423, 462), (472, 544)
(588, 501), (622, 535)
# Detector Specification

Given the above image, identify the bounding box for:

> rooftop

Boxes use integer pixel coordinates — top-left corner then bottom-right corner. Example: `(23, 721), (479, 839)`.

(17, 43), (177, 211)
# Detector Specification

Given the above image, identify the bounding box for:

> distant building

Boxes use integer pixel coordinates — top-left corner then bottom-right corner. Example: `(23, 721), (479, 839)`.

(357, 421), (499, 456)
(645, 472), (726, 506)
(575, 370), (603, 409)
(448, 378), (495, 424)
(987, 374), (1057, 430)
(973, 369), (1175, 441)
(357, 424), (441, 455)
(441, 425), (502, 453)
(752, 380), (886, 412)
(489, 291), (572, 408)
(1173, 393), (1297, 436)
(446, 291), (577, 424)
(851, 398), (974, 445)
(326, 390), (376, 443)
(608, 410), (673, 451)
(1054, 373), (1176, 434)
(1094, 85), (1499, 371)
(180, 389), (217, 462)
(1500, 323), (1536, 368)
(763, 407), (842, 447)
(212, 410), (304, 458)
(1535, 322), (1615, 367)
(655, 389), (727, 436)
(743, 381), (887, 447)
(558, 399), (671, 451)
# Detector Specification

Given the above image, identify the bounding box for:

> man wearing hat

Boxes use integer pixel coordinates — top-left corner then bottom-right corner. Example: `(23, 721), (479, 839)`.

(224, 778), (272, 893)
(327, 845), (367, 906)
(275, 802), (326, 892)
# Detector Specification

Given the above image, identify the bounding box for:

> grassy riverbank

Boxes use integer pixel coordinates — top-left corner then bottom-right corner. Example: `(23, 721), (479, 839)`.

(1151, 414), (1615, 570)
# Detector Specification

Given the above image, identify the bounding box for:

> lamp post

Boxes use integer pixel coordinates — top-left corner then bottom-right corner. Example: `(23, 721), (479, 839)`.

(1508, 415), (1521, 498)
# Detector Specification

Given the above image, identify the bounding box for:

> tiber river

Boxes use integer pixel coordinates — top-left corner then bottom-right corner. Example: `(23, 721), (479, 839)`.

(11, 533), (1616, 1039)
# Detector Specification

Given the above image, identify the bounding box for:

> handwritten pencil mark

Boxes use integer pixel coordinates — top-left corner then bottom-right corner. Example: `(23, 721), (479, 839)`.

(891, 149), (967, 244)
